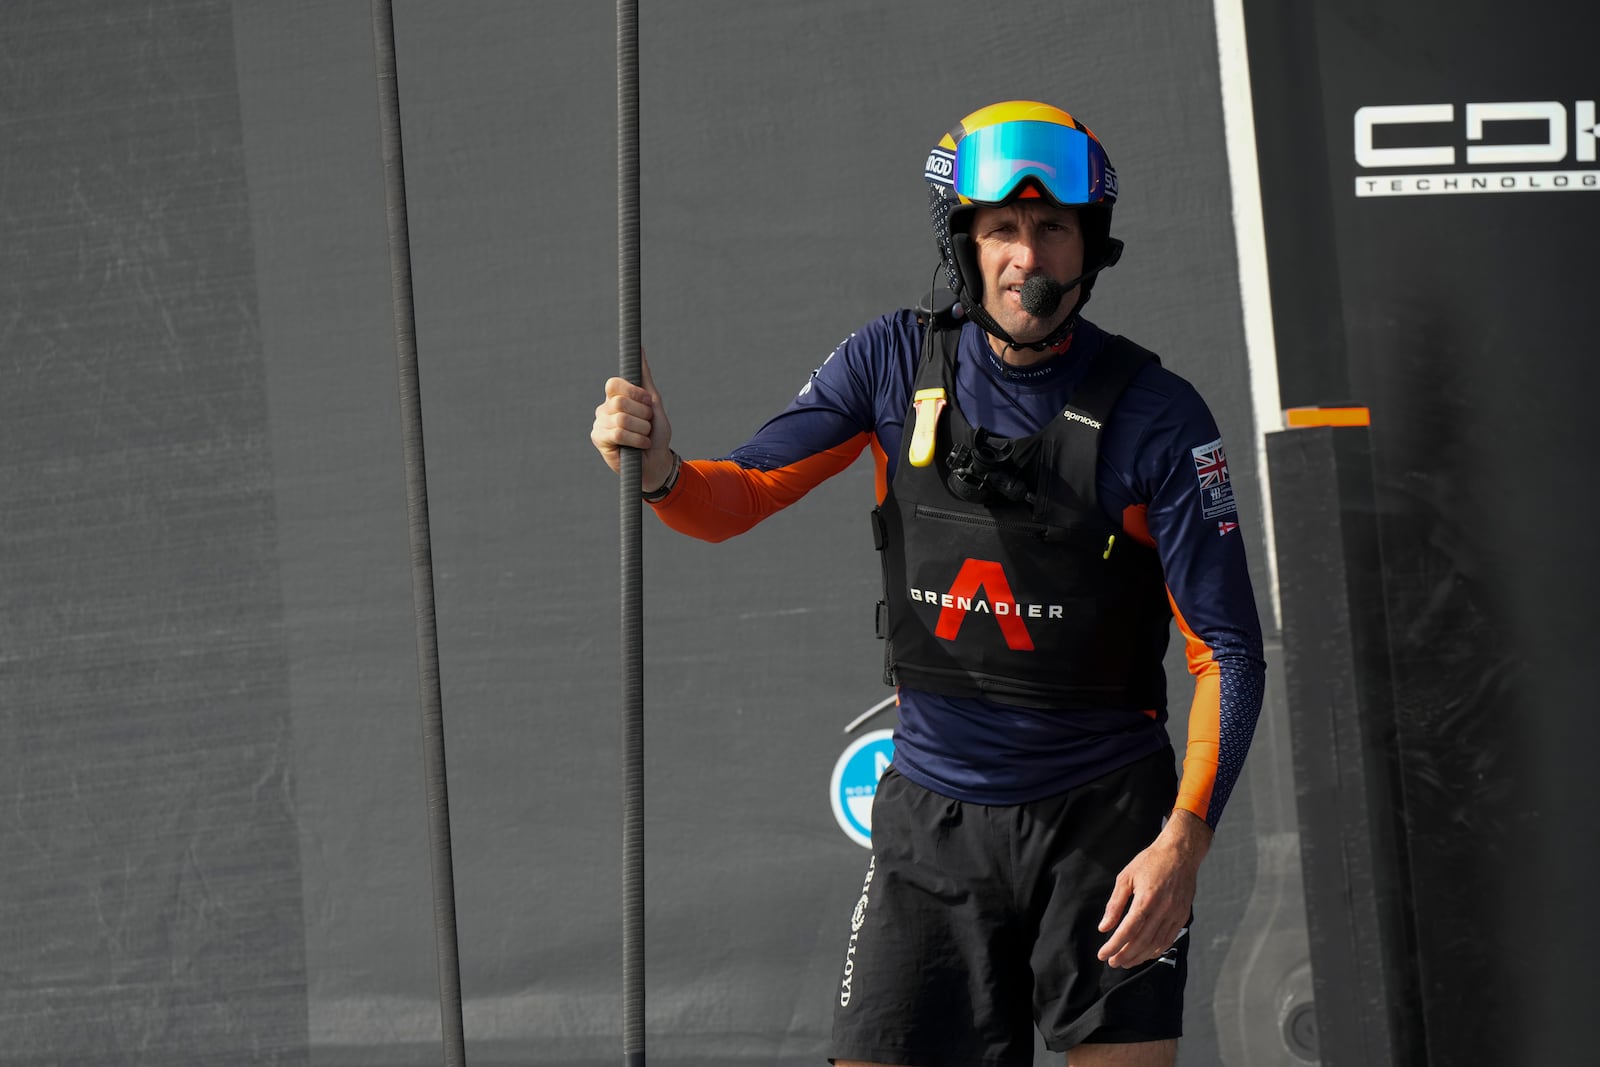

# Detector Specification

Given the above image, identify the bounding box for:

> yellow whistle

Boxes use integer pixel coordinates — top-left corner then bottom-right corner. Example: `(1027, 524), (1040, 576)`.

(1103, 534), (1116, 560)
(909, 388), (946, 468)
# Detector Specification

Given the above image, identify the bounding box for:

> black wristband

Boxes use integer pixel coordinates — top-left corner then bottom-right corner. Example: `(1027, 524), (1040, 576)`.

(641, 451), (681, 502)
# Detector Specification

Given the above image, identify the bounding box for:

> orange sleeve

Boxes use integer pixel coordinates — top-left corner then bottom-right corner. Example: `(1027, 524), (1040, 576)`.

(1170, 594), (1221, 823)
(648, 432), (872, 542)
(1123, 502), (1222, 823)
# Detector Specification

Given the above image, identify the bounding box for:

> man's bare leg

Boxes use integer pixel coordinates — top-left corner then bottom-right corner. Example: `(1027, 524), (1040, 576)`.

(1068, 1038), (1178, 1066)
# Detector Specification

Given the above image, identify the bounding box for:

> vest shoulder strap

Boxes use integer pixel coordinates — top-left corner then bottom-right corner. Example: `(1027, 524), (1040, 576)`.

(910, 305), (962, 388)
(1052, 335), (1159, 521)
(1067, 334), (1160, 424)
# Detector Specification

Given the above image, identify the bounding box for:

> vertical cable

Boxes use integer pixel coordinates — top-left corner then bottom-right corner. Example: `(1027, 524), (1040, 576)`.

(616, 2), (646, 1066)
(370, 3), (468, 1064)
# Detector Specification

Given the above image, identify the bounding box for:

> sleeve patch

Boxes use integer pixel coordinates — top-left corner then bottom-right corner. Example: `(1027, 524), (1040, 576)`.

(1191, 437), (1237, 519)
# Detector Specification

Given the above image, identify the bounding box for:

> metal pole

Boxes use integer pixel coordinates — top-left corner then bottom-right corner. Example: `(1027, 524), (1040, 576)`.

(617, 1), (645, 1064)
(370, 4), (468, 1064)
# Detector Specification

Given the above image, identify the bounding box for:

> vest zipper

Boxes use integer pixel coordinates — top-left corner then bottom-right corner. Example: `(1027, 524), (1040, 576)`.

(913, 503), (1048, 537)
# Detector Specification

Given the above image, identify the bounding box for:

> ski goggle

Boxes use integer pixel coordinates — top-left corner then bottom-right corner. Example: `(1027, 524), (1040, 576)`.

(947, 120), (1114, 206)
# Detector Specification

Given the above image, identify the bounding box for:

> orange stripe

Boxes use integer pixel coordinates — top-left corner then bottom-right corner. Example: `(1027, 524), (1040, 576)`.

(650, 433), (871, 543)
(1284, 406), (1371, 428)
(1120, 505), (1171, 723)
(1117, 506), (1161, 717)
(1169, 592), (1220, 823)
(870, 434), (889, 505)
(1120, 503), (1156, 549)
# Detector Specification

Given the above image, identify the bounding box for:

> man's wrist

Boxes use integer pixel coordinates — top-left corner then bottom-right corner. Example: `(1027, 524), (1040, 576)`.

(1162, 807), (1214, 859)
(641, 451), (681, 502)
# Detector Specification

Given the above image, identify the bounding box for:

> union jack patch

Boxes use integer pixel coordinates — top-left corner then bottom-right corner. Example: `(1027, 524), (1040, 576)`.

(1192, 437), (1237, 519)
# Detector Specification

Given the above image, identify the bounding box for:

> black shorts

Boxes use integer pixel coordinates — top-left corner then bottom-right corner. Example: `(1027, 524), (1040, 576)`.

(829, 747), (1187, 1067)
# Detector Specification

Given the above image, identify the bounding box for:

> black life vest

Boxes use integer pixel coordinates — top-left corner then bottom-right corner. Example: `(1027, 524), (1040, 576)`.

(872, 311), (1172, 711)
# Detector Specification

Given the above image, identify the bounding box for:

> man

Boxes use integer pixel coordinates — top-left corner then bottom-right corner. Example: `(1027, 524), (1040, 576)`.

(590, 101), (1265, 1067)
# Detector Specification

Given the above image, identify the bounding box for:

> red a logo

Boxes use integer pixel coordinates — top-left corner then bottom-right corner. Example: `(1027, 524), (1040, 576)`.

(933, 559), (1035, 651)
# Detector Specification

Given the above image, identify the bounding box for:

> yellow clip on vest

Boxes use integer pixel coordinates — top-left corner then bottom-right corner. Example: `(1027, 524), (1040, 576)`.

(909, 388), (947, 467)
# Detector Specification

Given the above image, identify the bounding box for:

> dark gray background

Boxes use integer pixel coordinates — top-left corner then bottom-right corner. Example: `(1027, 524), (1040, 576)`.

(2, 2), (1298, 1064)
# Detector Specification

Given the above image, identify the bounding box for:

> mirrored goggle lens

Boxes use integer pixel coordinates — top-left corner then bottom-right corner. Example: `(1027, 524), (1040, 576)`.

(952, 121), (1099, 205)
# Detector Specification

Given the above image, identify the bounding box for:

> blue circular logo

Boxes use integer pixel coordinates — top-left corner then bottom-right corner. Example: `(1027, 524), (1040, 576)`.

(829, 729), (895, 849)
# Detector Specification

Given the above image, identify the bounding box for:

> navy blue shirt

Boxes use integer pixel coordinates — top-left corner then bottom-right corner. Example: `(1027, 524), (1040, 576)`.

(651, 310), (1266, 827)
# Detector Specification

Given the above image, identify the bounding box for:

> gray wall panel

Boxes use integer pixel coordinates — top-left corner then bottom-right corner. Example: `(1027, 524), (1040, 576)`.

(0, 1), (308, 1062)
(232, 0), (442, 1058)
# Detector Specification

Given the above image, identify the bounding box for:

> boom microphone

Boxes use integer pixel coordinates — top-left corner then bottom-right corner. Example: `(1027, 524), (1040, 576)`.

(1015, 239), (1128, 324)
(989, 239), (1126, 351)
(1019, 275), (1065, 317)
